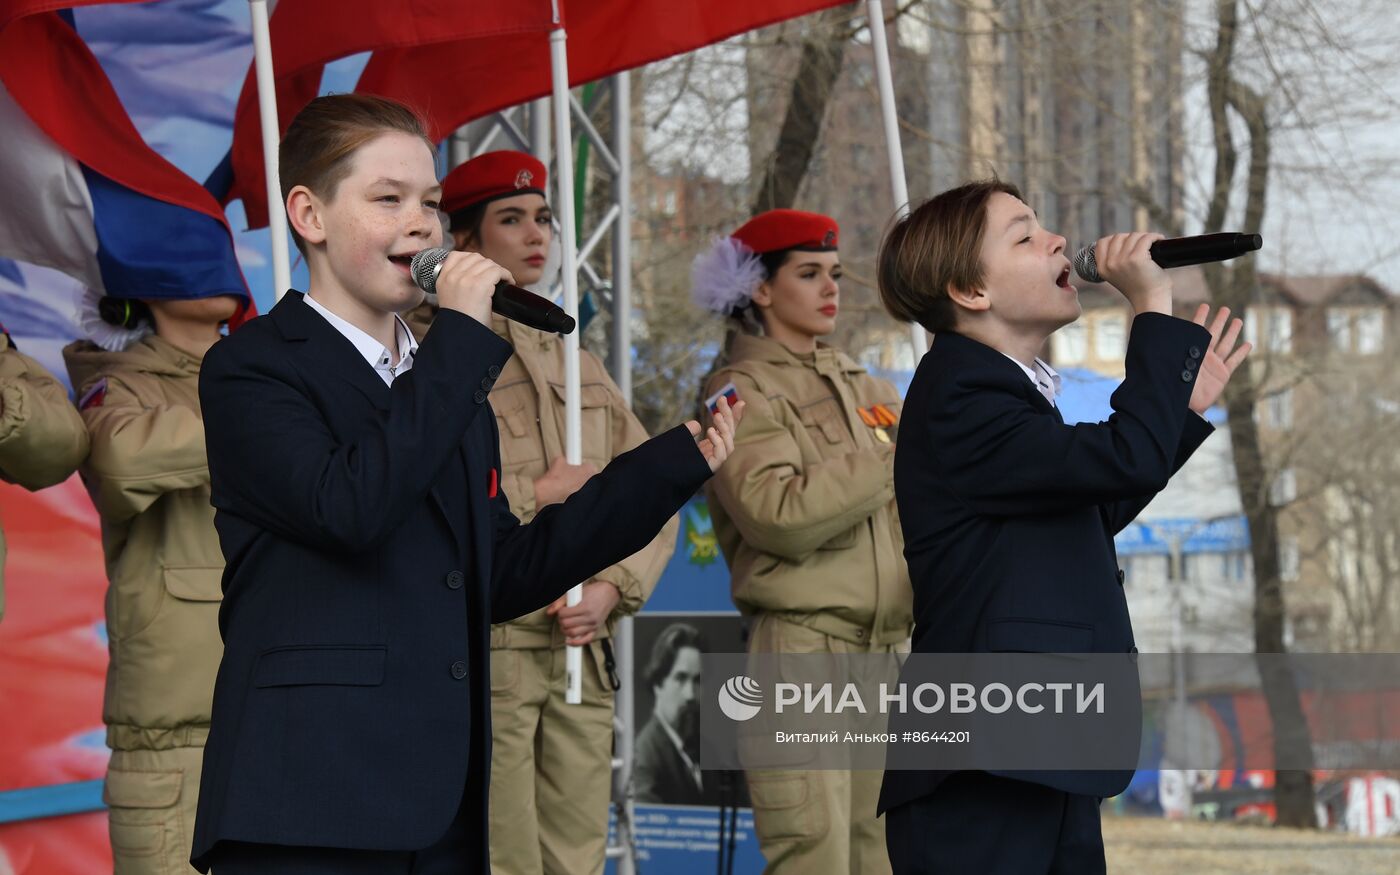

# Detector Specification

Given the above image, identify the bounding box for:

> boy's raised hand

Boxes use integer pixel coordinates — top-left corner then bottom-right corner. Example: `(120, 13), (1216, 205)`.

(686, 395), (746, 473)
(1188, 303), (1252, 415)
(1094, 232), (1173, 317)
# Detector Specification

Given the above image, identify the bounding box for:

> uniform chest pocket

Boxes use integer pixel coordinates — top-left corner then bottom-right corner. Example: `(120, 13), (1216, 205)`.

(797, 396), (853, 457)
(492, 380), (543, 466)
(548, 381), (613, 466)
(498, 406), (533, 440)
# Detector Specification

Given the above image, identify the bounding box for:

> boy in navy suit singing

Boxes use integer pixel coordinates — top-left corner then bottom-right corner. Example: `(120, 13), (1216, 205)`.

(191, 94), (742, 875)
(875, 180), (1251, 874)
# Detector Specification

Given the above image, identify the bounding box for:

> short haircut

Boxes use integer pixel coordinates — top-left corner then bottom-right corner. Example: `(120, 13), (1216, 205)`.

(644, 623), (705, 690)
(877, 179), (1024, 333)
(279, 93), (436, 256)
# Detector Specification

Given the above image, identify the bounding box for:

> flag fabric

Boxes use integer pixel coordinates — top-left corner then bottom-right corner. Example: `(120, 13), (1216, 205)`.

(224, 0), (557, 228)
(226, 0), (847, 229)
(0, 8), (257, 874)
(357, 0), (852, 137)
(0, 0), (143, 31)
(0, 10), (253, 318)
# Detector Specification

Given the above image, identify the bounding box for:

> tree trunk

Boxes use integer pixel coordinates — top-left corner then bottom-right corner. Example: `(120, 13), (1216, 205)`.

(1203, 0), (1317, 829)
(749, 4), (857, 214)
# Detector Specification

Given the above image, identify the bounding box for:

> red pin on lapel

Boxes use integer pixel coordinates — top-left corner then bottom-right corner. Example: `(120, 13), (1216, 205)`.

(488, 467), (499, 499)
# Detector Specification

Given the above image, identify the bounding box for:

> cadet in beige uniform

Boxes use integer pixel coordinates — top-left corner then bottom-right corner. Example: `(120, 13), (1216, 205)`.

(693, 210), (911, 875)
(403, 151), (677, 875)
(64, 290), (247, 875)
(0, 324), (90, 623)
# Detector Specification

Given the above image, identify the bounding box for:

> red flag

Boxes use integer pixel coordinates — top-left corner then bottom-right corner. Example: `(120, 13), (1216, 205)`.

(229, 0), (848, 229)
(227, 0), (556, 229)
(358, 0), (851, 138)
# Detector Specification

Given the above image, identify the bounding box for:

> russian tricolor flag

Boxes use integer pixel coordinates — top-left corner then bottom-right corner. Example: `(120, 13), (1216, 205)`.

(0, 8), (253, 331)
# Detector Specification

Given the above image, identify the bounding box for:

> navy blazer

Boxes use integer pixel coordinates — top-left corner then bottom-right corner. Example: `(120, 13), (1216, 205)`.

(191, 292), (710, 870)
(879, 312), (1215, 815)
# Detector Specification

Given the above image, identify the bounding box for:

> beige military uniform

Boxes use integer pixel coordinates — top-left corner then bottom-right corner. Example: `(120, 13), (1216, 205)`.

(0, 334), (90, 623)
(406, 302), (677, 875)
(64, 336), (223, 875)
(703, 332), (911, 875)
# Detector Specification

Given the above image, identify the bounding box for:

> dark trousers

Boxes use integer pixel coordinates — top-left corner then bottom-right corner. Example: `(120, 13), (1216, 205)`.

(209, 784), (479, 875)
(884, 771), (1105, 875)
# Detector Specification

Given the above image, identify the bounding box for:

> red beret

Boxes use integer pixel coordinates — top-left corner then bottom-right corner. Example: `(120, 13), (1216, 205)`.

(441, 150), (548, 215)
(731, 209), (839, 254)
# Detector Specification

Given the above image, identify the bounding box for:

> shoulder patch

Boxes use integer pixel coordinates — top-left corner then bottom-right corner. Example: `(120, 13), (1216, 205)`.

(704, 381), (739, 415)
(78, 377), (108, 411)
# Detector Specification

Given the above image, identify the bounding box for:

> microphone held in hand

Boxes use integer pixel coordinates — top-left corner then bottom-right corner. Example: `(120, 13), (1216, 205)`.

(1073, 233), (1262, 284)
(410, 247), (577, 335)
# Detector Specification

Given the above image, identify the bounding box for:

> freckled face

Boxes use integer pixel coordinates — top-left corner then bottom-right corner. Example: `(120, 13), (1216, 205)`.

(314, 132), (444, 314)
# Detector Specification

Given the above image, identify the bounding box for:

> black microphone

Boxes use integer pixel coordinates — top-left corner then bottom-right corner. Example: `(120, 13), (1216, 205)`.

(1072, 233), (1262, 284)
(409, 248), (577, 335)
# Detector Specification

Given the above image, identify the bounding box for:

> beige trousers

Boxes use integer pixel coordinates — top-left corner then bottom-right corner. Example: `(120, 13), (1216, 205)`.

(104, 746), (204, 875)
(745, 614), (899, 875)
(488, 641), (616, 875)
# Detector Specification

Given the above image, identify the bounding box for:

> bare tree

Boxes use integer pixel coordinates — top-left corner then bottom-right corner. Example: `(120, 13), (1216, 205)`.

(625, 2), (930, 430)
(1293, 355), (1400, 652)
(1198, 0), (1321, 827)
(749, 4), (862, 214)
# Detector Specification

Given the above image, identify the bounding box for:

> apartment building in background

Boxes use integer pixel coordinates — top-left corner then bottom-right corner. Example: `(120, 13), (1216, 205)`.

(1056, 267), (1399, 651)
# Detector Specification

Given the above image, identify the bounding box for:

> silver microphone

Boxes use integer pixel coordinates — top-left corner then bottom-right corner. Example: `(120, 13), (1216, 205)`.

(408, 248), (576, 335)
(409, 247), (452, 294)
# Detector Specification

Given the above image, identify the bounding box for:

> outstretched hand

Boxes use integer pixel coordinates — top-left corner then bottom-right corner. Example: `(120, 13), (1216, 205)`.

(685, 395), (745, 473)
(1188, 303), (1252, 415)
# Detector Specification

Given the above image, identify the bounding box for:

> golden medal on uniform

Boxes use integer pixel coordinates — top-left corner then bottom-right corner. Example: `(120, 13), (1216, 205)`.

(857, 404), (899, 444)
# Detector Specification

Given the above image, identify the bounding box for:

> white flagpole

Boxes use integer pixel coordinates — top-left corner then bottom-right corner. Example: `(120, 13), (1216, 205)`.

(248, 0), (291, 299)
(866, 0), (926, 358)
(549, 13), (586, 705)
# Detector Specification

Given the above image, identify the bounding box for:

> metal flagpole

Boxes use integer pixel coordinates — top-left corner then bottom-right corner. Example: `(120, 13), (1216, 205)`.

(549, 3), (586, 705)
(866, 0), (926, 358)
(248, 0), (291, 299)
(608, 70), (638, 875)
(530, 98), (551, 164)
(610, 74), (632, 405)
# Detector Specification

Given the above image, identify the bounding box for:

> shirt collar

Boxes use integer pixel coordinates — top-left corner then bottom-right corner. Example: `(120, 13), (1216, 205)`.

(304, 294), (418, 381)
(1000, 352), (1061, 399)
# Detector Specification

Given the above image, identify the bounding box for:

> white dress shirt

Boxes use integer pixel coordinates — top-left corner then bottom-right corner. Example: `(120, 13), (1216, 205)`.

(1001, 352), (1061, 407)
(304, 294), (419, 386)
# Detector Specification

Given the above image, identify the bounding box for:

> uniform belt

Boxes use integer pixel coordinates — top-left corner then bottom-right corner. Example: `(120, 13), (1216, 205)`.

(772, 611), (907, 648)
(490, 622), (614, 650)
